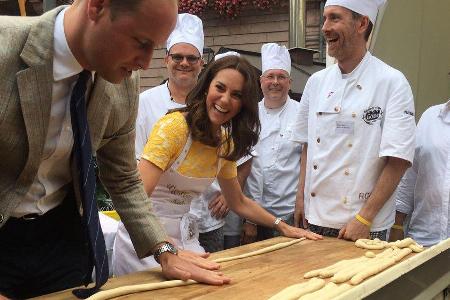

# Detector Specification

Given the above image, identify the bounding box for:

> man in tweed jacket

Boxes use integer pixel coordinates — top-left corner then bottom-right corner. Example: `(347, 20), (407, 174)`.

(0, 0), (227, 298)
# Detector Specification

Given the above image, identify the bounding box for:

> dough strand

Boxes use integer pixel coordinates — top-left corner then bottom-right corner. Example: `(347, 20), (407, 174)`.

(213, 238), (305, 263)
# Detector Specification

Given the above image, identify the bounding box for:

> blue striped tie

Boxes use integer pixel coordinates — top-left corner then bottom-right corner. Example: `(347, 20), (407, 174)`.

(70, 71), (109, 299)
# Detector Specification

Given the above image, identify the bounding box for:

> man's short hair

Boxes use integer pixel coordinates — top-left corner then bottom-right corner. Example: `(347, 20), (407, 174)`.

(351, 11), (373, 41)
(109, 0), (144, 19)
(109, 0), (178, 20)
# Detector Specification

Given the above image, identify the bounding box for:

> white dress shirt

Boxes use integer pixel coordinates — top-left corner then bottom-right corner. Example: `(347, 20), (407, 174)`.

(292, 52), (416, 231)
(12, 8), (83, 217)
(395, 100), (450, 246)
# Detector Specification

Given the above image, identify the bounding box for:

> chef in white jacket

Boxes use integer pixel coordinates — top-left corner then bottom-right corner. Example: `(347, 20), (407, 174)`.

(292, 0), (416, 241)
(242, 43), (302, 243)
(391, 99), (450, 247)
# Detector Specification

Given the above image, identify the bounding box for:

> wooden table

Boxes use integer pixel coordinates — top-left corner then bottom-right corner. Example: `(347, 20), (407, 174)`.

(39, 237), (450, 300)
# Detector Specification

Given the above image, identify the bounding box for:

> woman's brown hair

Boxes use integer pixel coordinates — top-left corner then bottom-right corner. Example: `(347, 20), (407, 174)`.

(183, 55), (260, 161)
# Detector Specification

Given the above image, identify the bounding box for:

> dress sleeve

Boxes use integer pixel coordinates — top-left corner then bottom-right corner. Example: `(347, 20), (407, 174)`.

(141, 112), (187, 171)
(218, 159), (237, 179)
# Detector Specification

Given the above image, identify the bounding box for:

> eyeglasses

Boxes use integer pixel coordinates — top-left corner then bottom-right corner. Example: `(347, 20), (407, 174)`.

(261, 74), (290, 82)
(168, 53), (201, 64)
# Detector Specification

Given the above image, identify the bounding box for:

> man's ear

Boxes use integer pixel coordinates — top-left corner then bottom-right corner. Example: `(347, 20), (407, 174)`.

(164, 53), (170, 66)
(87, 0), (107, 21)
(357, 15), (370, 35)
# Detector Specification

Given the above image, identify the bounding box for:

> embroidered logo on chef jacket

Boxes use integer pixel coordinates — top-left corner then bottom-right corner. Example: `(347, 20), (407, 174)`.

(404, 110), (414, 117)
(362, 106), (383, 125)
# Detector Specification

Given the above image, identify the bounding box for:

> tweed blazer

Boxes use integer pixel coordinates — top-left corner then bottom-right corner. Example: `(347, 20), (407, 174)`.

(0, 7), (167, 258)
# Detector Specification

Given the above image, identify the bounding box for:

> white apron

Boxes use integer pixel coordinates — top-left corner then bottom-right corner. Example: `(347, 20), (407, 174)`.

(113, 134), (219, 276)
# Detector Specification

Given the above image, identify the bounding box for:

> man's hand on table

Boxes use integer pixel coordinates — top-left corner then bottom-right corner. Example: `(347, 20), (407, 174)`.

(159, 250), (231, 285)
(338, 218), (370, 241)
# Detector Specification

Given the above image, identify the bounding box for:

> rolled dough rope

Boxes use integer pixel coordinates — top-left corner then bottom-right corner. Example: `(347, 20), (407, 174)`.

(298, 282), (339, 300)
(304, 257), (361, 279)
(388, 237), (415, 248)
(317, 283), (352, 300)
(303, 260), (348, 278)
(319, 257), (368, 278)
(213, 238), (305, 263)
(331, 258), (373, 283)
(355, 239), (385, 250)
(365, 251), (376, 258)
(86, 280), (197, 300)
(350, 257), (396, 285)
(268, 278), (325, 300)
(409, 243), (424, 253)
(391, 247), (413, 262)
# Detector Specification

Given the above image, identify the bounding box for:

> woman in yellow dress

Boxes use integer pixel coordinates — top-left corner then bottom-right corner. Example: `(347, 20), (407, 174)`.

(113, 56), (322, 276)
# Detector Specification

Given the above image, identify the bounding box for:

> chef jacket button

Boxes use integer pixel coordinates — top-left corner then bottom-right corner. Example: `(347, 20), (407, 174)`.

(0, 214), (4, 223)
(313, 165), (318, 170)
(272, 147), (275, 150)
(334, 106), (340, 112)
(318, 112), (323, 116)
(342, 197), (348, 204)
(280, 133), (284, 137)
(344, 169), (350, 175)
(311, 192), (316, 197)
(352, 112), (356, 118)
(356, 84), (362, 90)
(348, 143), (353, 148)
(316, 137), (321, 143)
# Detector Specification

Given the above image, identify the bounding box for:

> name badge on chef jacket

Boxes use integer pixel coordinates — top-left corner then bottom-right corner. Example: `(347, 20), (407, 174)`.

(335, 121), (354, 135)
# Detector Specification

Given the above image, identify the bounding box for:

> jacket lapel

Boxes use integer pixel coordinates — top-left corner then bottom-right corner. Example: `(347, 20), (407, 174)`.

(16, 7), (65, 162)
(88, 77), (112, 151)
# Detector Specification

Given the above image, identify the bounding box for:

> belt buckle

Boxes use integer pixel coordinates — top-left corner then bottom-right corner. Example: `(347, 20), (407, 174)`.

(21, 213), (40, 221)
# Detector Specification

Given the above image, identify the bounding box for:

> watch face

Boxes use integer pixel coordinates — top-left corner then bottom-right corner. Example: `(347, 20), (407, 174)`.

(154, 242), (178, 264)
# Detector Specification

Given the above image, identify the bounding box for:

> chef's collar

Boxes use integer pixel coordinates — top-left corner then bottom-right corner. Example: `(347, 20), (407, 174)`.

(439, 99), (450, 123)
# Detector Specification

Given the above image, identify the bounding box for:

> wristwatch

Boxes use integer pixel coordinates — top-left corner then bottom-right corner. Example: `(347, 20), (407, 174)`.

(153, 242), (178, 264)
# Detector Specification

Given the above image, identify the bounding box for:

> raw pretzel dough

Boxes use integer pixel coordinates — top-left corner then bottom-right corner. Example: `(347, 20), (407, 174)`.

(87, 238), (305, 300)
(268, 278), (325, 300)
(213, 238), (305, 263)
(87, 280), (196, 300)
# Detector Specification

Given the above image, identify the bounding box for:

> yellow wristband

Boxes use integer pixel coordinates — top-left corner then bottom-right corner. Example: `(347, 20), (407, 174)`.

(391, 224), (404, 231)
(355, 214), (372, 227)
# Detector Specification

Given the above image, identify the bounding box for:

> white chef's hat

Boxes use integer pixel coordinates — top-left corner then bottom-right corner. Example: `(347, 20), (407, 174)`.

(166, 13), (204, 56)
(214, 51), (241, 61)
(261, 43), (291, 75)
(324, 0), (386, 24)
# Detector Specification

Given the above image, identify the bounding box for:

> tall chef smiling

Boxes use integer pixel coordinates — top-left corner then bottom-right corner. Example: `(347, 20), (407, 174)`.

(292, 0), (416, 242)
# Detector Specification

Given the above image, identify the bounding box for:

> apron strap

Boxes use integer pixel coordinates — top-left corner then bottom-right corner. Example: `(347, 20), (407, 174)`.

(170, 133), (193, 171)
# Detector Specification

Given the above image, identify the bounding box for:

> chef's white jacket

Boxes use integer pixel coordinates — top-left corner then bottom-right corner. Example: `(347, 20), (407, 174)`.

(135, 83), (184, 160)
(292, 52), (416, 231)
(395, 100), (450, 246)
(136, 83), (224, 232)
(245, 98), (302, 217)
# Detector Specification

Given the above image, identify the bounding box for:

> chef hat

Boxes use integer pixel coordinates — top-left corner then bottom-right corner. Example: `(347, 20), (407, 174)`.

(214, 51), (241, 61)
(166, 13), (204, 56)
(261, 43), (291, 75)
(324, 0), (386, 24)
